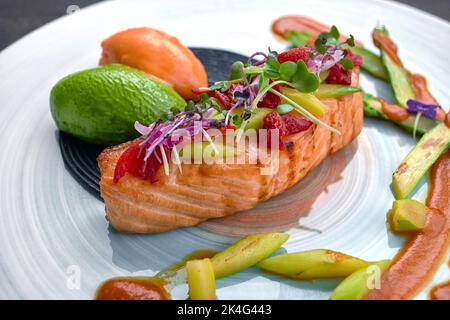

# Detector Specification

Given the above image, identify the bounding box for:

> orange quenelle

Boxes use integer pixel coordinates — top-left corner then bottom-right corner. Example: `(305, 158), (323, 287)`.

(100, 28), (207, 100)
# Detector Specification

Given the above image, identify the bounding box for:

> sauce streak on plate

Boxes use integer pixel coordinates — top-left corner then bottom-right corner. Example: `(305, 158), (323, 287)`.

(95, 250), (216, 300)
(429, 280), (450, 300)
(365, 152), (450, 300)
(95, 277), (170, 300)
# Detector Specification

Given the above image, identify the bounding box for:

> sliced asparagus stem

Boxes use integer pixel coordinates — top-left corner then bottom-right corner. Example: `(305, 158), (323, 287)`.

(392, 123), (450, 199)
(210, 233), (289, 279)
(186, 258), (216, 300)
(314, 84), (362, 99)
(351, 46), (388, 81)
(258, 249), (370, 280)
(330, 260), (391, 300)
(372, 27), (415, 108)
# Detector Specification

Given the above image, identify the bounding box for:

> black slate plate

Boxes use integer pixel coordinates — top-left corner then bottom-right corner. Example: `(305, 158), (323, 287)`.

(58, 48), (249, 200)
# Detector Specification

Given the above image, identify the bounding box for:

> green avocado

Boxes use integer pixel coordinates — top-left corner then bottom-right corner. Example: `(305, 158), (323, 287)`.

(50, 64), (186, 145)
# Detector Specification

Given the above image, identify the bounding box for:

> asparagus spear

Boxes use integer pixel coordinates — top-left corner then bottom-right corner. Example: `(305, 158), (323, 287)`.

(330, 260), (391, 300)
(363, 93), (438, 136)
(392, 123), (450, 199)
(210, 233), (289, 278)
(372, 27), (416, 108)
(314, 84), (361, 99)
(257, 249), (370, 280)
(186, 258), (216, 300)
(351, 46), (388, 81)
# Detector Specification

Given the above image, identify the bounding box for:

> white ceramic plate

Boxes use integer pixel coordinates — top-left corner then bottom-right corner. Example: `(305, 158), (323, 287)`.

(0, 0), (449, 299)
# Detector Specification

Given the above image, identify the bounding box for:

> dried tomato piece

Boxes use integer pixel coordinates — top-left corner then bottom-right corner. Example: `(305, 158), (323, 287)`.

(326, 63), (352, 85)
(258, 83), (282, 108)
(277, 47), (312, 65)
(114, 142), (165, 184)
(282, 115), (312, 135)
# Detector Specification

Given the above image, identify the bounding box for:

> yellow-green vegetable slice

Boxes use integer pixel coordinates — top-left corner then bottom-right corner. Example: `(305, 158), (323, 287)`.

(257, 249), (370, 280)
(351, 46), (388, 81)
(314, 84), (361, 99)
(330, 260), (391, 300)
(387, 199), (429, 232)
(372, 27), (415, 108)
(392, 123), (450, 199)
(186, 258), (216, 300)
(282, 87), (327, 117)
(210, 233), (289, 279)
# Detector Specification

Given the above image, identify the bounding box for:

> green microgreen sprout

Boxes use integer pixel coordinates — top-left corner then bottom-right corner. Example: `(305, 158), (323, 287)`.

(230, 61), (245, 80)
(279, 61), (297, 81)
(314, 25), (355, 53)
(232, 114), (243, 126)
(339, 57), (354, 70)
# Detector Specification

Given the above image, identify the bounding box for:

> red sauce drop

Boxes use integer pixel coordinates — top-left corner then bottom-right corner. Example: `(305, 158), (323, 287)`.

(364, 152), (450, 300)
(95, 277), (170, 300)
(380, 99), (409, 122)
(429, 280), (450, 300)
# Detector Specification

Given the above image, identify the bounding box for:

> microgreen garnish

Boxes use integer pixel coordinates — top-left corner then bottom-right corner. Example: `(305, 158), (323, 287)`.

(339, 57), (354, 70)
(291, 60), (320, 93)
(230, 61), (245, 80)
(232, 114), (243, 126)
(279, 61), (297, 81)
(307, 25), (356, 78)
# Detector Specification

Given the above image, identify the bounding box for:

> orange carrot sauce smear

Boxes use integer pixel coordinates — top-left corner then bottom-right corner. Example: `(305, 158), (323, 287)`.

(372, 31), (403, 67)
(380, 98), (409, 121)
(429, 279), (450, 300)
(95, 250), (216, 300)
(445, 112), (450, 129)
(95, 277), (170, 300)
(365, 152), (450, 300)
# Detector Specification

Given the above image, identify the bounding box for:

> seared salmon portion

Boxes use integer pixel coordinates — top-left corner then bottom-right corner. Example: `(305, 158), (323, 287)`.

(98, 72), (363, 233)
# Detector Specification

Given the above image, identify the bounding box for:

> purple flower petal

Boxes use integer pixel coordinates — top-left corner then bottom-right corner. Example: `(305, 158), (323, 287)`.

(406, 99), (439, 120)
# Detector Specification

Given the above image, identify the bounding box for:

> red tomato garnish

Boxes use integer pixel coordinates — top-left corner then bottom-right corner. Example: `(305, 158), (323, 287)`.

(277, 47), (312, 65)
(114, 142), (166, 183)
(326, 63), (352, 85)
(282, 114), (312, 134)
(346, 49), (363, 67)
(258, 82), (282, 108)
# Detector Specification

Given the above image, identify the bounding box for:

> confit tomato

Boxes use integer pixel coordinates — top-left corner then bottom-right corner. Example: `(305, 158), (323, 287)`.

(114, 142), (166, 183)
(277, 47), (312, 65)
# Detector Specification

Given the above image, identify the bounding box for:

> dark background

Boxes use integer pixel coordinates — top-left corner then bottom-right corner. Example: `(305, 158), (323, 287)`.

(1, 0), (449, 51)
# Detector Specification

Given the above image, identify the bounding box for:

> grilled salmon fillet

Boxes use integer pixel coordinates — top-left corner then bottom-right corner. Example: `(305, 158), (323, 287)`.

(98, 71), (363, 233)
